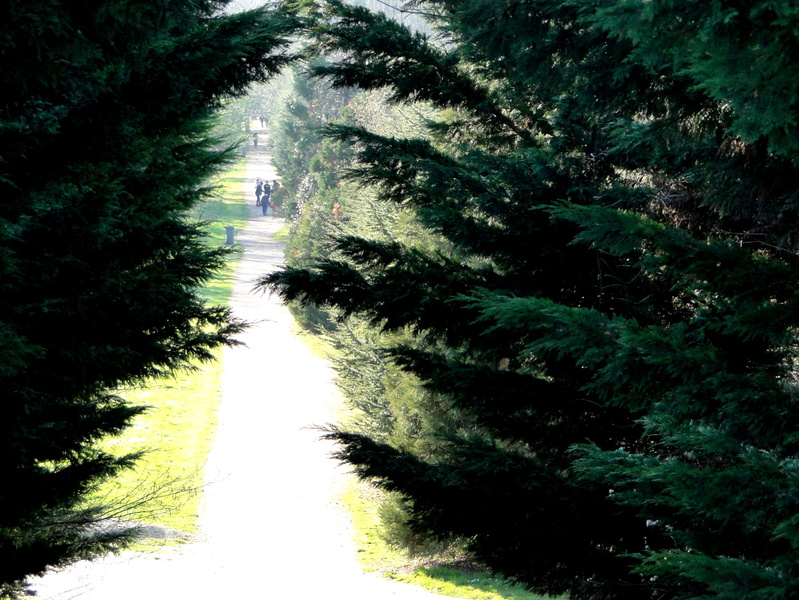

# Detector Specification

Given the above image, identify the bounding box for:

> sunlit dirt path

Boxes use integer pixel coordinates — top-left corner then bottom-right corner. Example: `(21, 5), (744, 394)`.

(29, 145), (456, 600)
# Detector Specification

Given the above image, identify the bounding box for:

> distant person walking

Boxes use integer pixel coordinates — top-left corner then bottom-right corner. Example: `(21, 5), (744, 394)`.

(255, 178), (263, 206)
(261, 180), (271, 216)
(259, 114), (266, 128)
(253, 133), (259, 148)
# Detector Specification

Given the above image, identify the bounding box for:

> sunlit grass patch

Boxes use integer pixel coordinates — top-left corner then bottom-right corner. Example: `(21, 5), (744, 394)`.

(96, 159), (249, 544)
(395, 566), (559, 600)
(341, 477), (556, 600)
(102, 350), (223, 539)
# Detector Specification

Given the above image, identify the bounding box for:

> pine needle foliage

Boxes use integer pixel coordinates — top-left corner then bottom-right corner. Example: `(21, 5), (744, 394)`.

(0, 1), (297, 595)
(264, 1), (799, 598)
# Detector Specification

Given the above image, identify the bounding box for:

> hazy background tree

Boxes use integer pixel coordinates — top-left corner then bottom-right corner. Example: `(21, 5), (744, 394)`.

(0, 1), (296, 595)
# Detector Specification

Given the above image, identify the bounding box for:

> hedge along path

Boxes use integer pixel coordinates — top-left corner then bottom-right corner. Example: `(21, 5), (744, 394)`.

(29, 141), (456, 600)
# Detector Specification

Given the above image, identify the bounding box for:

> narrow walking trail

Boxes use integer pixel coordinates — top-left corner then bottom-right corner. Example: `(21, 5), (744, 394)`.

(30, 146), (456, 600)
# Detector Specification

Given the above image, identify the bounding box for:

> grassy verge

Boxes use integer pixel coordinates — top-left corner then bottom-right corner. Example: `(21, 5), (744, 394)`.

(99, 160), (249, 541)
(273, 220), (291, 241)
(341, 481), (557, 600)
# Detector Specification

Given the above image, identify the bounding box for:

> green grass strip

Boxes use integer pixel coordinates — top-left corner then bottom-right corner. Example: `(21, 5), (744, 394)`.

(340, 481), (558, 600)
(99, 160), (249, 541)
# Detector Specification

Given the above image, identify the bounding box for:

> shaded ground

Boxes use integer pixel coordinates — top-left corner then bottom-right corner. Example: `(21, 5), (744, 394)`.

(30, 143), (455, 600)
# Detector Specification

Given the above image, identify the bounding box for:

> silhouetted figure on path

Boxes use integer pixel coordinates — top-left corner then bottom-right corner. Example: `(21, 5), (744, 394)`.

(255, 178), (263, 206)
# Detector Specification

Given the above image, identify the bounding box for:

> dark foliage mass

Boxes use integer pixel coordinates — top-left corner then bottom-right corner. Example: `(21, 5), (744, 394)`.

(0, 0), (295, 595)
(264, 1), (799, 599)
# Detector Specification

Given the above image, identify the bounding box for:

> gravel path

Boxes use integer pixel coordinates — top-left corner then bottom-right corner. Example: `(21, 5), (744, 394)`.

(29, 147), (455, 600)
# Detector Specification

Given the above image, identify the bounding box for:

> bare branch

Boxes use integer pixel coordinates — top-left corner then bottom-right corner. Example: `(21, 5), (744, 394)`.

(369, 0), (441, 19)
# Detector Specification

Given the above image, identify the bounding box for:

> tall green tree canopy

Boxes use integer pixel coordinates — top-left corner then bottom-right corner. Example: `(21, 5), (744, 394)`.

(264, 1), (799, 599)
(0, 0), (295, 595)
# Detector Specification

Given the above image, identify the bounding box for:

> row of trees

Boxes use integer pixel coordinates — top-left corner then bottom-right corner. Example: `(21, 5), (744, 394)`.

(0, 1), (296, 596)
(264, 1), (799, 599)
(263, 56), (464, 555)
(7, 1), (799, 598)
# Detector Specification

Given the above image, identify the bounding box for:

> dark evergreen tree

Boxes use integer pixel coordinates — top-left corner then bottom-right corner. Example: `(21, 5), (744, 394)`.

(0, 0), (296, 595)
(264, 1), (799, 598)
